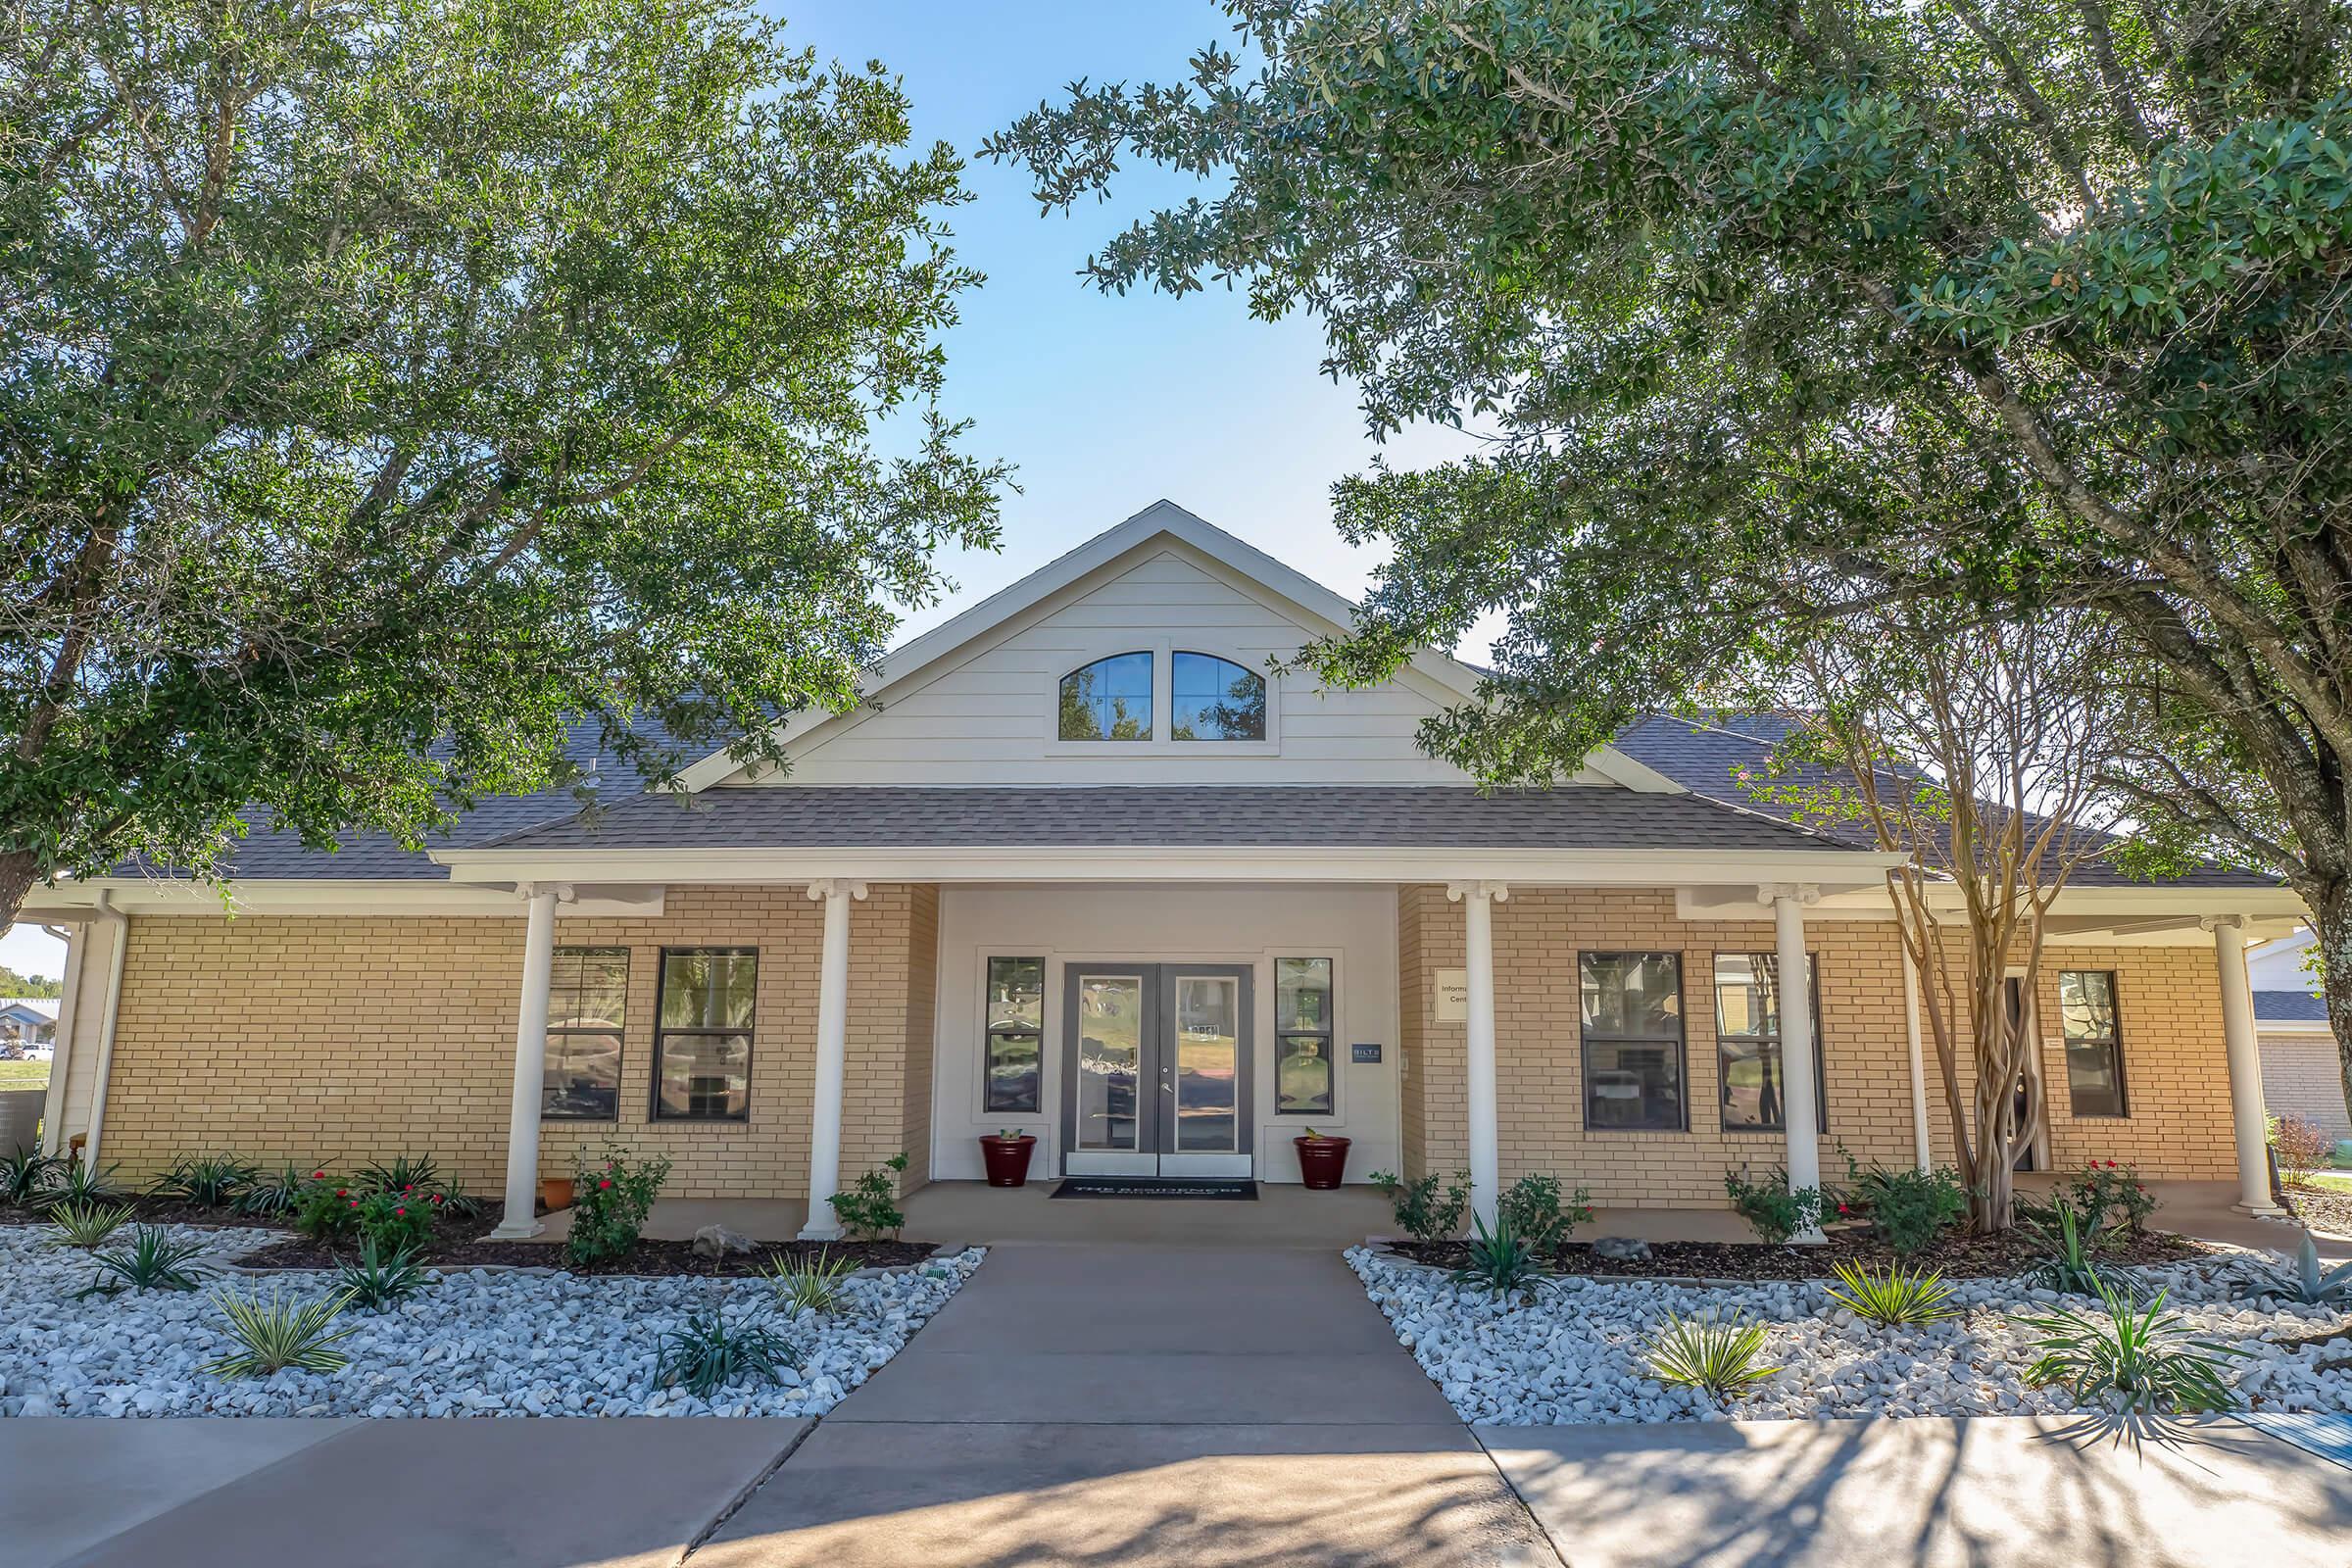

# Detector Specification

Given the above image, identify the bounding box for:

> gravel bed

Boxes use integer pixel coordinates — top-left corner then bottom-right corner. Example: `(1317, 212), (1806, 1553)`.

(1348, 1245), (2352, 1425)
(2287, 1183), (2352, 1239)
(0, 1223), (981, 1419)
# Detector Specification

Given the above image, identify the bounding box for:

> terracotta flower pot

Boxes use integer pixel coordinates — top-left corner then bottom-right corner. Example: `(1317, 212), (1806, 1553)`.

(537, 1176), (575, 1214)
(979, 1134), (1037, 1188)
(1295, 1134), (1351, 1190)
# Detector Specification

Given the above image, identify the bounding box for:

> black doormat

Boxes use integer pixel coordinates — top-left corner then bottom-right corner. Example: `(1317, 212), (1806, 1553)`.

(1049, 1177), (1258, 1200)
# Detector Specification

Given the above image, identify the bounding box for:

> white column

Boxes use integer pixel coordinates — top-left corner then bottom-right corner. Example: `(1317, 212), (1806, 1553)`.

(1447, 881), (1507, 1231)
(2210, 914), (2284, 1216)
(1901, 941), (1933, 1172)
(490, 884), (563, 1240)
(802, 878), (867, 1241)
(1769, 885), (1826, 1242)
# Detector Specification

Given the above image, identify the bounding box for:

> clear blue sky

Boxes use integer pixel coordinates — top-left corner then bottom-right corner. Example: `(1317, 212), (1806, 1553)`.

(0, 1), (1481, 979)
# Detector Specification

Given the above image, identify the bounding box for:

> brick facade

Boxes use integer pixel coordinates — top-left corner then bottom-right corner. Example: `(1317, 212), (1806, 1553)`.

(2261, 1031), (2352, 1143)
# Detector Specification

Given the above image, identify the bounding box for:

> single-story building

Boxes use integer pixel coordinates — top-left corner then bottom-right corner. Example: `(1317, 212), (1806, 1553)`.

(22, 503), (2307, 1236)
(0, 997), (58, 1048)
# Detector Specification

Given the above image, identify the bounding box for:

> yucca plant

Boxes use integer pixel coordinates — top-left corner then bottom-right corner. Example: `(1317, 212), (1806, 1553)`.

(0, 1148), (63, 1206)
(1826, 1261), (1958, 1327)
(655, 1303), (798, 1398)
(81, 1226), (210, 1296)
(2030, 1204), (2113, 1297)
(233, 1160), (318, 1218)
(38, 1158), (124, 1210)
(1448, 1213), (1553, 1305)
(202, 1287), (359, 1377)
(151, 1152), (258, 1208)
(2237, 1233), (2352, 1307)
(2019, 1280), (2244, 1414)
(357, 1152), (441, 1196)
(432, 1175), (486, 1221)
(764, 1249), (858, 1315)
(1646, 1311), (1777, 1402)
(335, 1237), (429, 1312)
(45, 1199), (134, 1250)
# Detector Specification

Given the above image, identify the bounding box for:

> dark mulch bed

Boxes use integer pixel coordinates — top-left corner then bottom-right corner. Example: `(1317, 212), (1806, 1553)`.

(1388, 1225), (2212, 1282)
(0, 1194), (278, 1229)
(2287, 1182), (2352, 1239)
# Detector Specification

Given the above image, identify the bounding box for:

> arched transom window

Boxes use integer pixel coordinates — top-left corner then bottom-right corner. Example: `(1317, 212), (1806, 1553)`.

(1058, 652), (1152, 741)
(1172, 652), (1266, 742)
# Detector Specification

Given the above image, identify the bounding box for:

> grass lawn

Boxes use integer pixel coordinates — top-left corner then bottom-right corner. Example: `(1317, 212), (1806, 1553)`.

(2302, 1169), (2352, 1192)
(0, 1060), (49, 1090)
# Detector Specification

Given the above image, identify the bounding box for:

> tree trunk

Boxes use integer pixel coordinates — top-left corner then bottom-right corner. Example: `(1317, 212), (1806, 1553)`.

(2304, 874), (2352, 1137)
(0, 848), (36, 932)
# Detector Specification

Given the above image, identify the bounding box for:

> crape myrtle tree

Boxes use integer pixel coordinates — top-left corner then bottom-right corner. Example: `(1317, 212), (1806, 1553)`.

(986, 2), (2352, 1113)
(0, 0), (1006, 923)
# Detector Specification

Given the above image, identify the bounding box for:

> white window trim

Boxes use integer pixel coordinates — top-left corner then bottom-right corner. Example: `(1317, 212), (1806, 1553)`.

(1043, 636), (1282, 757)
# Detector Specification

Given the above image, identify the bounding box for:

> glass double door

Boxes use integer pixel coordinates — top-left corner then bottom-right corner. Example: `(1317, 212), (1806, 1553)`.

(1061, 963), (1254, 1177)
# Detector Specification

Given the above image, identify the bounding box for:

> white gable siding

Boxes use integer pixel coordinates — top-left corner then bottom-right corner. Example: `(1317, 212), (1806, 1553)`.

(739, 542), (1607, 788)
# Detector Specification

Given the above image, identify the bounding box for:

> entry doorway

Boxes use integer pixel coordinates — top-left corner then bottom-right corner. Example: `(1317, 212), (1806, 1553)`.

(1061, 963), (1254, 1177)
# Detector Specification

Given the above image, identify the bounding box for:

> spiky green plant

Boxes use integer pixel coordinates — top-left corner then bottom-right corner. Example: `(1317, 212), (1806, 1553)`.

(233, 1160), (317, 1218)
(1826, 1261), (1958, 1327)
(1448, 1213), (1553, 1305)
(45, 1199), (134, 1250)
(357, 1153), (441, 1197)
(1646, 1311), (1777, 1402)
(38, 1159), (123, 1210)
(655, 1304), (798, 1398)
(202, 1287), (359, 1377)
(334, 1237), (428, 1312)
(2019, 1280), (2244, 1414)
(2030, 1204), (2113, 1297)
(764, 1249), (858, 1316)
(151, 1153), (259, 1208)
(2238, 1232), (2352, 1307)
(81, 1227), (209, 1296)
(0, 1148), (63, 1205)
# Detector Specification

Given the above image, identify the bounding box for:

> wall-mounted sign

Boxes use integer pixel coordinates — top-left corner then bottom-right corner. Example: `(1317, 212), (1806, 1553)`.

(1434, 968), (1468, 1023)
(1350, 1042), (1383, 1064)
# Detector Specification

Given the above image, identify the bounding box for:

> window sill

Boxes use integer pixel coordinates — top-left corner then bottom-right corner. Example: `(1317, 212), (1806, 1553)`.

(1043, 739), (1280, 758)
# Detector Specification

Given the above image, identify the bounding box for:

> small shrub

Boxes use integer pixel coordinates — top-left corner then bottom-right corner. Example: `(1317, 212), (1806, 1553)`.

(82, 1226), (210, 1296)
(828, 1152), (909, 1242)
(2062, 1159), (2158, 1241)
(1496, 1174), (1593, 1250)
(1826, 1261), (1957, 1327)
(2019, 1280), (2243, 1414)
(0, 1149), (63, 1206)
(1851, 1164), (1969, 1257)
(39, 1159), (124, 1210)
(202, 1286), (358, 1377)
(2030, 1203), (2113, 1297)
(352, 1188), (436, 1254)
(2238, 1232), (2352, 1307)
(233, 1160), (318, 1218)
(1367, 1169), (1471, 1245)
(765, 1248), (858, 1315)
(2272, 1114), (2332, 1188)
(1448, 1214), (1552, 1304)
(336, 1238), (428, 1312)
(46, 1199), (134, 1250)
(656, 1304), (797, 1398)
(567, 1147), (673, 1267)
(1646, 1311), (1776, 1401)
(295, 1177), (365, 1242)
(1723, 1166), (1824, 1246)
(151, 1153), (258, 1208)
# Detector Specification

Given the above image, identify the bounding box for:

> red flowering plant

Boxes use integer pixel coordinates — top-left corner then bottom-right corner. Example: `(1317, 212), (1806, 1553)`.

(565, 1146), (673, 1268)
(352, 1187), (437, 1253)
(2062, 1158), (2159, 1244)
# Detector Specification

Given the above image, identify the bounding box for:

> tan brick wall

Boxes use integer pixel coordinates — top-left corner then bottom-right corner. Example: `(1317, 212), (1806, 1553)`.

(94, 885), (940, 1200)
(2261, 1031), (2352, 1142)
(1395, 887), (2244, 1207)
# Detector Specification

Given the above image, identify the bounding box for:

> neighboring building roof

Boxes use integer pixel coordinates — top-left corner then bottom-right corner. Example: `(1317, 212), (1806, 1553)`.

(1612, 712), (2281, 891)
(0, 999), (58, 1020)
(481, 784), (1857, 855)
(2256, 990), (2330, 1024)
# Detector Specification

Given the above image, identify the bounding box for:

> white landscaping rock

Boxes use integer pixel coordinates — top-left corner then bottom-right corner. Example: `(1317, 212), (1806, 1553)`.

(0, 1222), (980, 1419)
(1346, 1244), (2352, 1426)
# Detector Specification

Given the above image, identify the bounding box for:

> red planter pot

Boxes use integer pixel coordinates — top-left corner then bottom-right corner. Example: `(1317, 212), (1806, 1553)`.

(1294, 1135), (1351, 1190)
(979, 1135), (1038, 1188)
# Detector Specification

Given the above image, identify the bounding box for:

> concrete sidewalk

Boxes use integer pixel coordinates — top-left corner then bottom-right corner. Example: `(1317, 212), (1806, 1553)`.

(692, 1243), (1561, 1567)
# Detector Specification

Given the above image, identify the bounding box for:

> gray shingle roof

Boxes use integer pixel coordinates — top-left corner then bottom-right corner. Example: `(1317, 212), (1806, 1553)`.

(2256, 990), (2330, 1023)
(476, 784), (1861, 854)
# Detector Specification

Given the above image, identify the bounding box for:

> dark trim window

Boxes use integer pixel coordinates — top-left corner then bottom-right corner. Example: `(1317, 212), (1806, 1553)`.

(653, 948), (757, 1120)
(1581, 952), (1688, 1131)
(1274, 957), (1335, 1114)
(1713, 953), (1827, 1134)
(1172, 652), (1266, 741)
(2059, 969), (2127, 1117)
(545, 946), (627, 1120)
(984, 956), (1044, 1114)
(1058, 652), (1152, 740)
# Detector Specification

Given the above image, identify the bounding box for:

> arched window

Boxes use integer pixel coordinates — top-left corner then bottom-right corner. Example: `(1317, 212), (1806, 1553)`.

(1173, 652), (1266, 741)
(1058, 652), (1152, 740)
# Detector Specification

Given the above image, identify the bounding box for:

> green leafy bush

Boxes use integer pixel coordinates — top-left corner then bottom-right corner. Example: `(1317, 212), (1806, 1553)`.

(1496, 1174), (1593, 1250)
(2019, 1280), (2242, 1414)
(1848, 1163), (1968, 1256)
(151, 1153), (258, 1208)
(765, 1249), (858, 1316)
(202, 1287), (358, 1377)
(827, 1152), (909, 1242)
(295, 1177), (365, 1242)
(1723, 1167), (1823, 1246)
(45, 1199), (133, 1250)
(1646, 1311), (1776, 1401)
(2063, 1159), (2158, 1240)
(1367, 1169), (1470, 1245)
(0, 1149), (63, 1206)
(1826, 1261), (1957, 1327)
(567, 1147), (673, 1267)
(352, 1189), (435, 1254)
(82, 1226), (210, 1296)
(656, 1304), (798, 1398)
(336, 1238), (428, 1312)
(1448, 1213), (1552, 1304)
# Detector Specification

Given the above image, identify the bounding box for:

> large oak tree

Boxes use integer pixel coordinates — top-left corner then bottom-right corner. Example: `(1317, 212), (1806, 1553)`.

(1, 0), (1004, 921)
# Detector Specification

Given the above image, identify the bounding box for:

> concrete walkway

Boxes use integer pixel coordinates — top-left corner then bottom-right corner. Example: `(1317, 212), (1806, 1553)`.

(692, 1243), (1561, 1566)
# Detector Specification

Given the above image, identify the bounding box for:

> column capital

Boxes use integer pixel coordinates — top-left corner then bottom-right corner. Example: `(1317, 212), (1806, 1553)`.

(805, 878), (870, 903)
(1446, 880), (1510, 904)
(514, 882), (572, 904)
(1757, 882), (1821, 906)
(2199, 912), (2247, 933)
